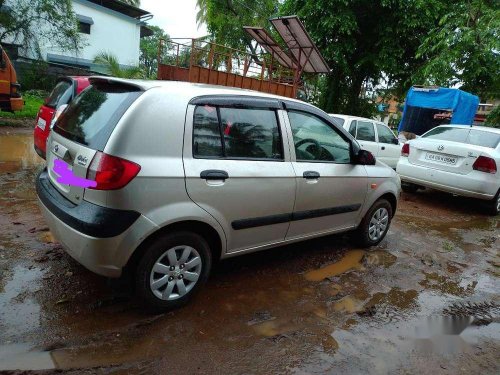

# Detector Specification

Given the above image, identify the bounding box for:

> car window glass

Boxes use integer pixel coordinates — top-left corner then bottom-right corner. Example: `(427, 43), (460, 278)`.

(288, 111), (351, 163)
(422, 126), (469, 142)
(331, 116), (345, 126)
(376, 123), (396, 144)
(193, 105), (223, 157)
(54, 83), (142, 150)
(466, 130), (500, 148)
(219, 108), (282, 159)
(45, 80), (73, 109)
(348, 121), (356, 137)
(356, 121), (376, 142)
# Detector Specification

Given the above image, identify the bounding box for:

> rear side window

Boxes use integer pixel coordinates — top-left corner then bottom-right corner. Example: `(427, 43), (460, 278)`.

(466, 130), (500, 148)
(422, 127), (469, 143)
(45, 80), (73, 109)
(193, 106), (283, 160)
(348, 121), (356, 137)
(54, 82), (142, 150)
(356, 121), (376, 142)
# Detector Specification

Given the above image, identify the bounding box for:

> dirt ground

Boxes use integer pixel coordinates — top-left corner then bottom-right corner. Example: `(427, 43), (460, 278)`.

(0, 128), (499, 374)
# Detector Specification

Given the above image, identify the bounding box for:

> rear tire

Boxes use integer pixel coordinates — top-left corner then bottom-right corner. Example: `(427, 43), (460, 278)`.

(402, 182), (420, 194)
(485, 190), (500, 216)
(135, 231), (212, 312)
(354, 199), (393, 248)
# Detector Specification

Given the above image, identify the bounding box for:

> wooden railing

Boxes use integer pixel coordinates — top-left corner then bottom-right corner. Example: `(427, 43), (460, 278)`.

(157, 38), (300, 98)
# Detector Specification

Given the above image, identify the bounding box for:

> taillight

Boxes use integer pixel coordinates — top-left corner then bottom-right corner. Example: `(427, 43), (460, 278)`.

(472, 156), (497, 174)
(86, 152), (141, 190)
(401, 143), (410, 157)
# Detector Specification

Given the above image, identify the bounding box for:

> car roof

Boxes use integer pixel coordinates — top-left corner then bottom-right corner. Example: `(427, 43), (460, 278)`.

(89, 76), (312, 107)
(434, 124), (500, 135)
(329, 113), (383, 124)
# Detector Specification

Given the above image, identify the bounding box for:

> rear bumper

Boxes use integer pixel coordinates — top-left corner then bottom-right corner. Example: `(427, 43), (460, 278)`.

(397, 158), (498, 200)
(36, 170), (157, 277)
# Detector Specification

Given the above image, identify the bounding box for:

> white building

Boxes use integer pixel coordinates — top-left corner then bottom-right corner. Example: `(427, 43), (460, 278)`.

(5, 0), (153, 71)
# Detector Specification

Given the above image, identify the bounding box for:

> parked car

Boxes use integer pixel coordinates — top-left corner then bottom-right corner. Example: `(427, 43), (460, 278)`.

(330, 114), (402, 168)
(34, 76), (90, 158)
(397, 125), (500, 215)
(36, 78), (401, 310)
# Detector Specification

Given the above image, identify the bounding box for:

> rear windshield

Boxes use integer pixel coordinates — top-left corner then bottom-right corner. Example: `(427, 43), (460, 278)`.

(45, 80), (73, 109)
(422, 126), (500, 148)
(467, 129), (500, 148)
(54, 82), (142, 150)
(422, 127), (469, 143)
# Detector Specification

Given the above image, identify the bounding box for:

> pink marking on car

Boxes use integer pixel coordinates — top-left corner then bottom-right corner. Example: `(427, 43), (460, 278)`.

(53, 159), (97, 188)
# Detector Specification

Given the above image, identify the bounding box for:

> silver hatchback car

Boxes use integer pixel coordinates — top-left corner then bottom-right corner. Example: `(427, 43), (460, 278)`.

(36, 77), (401, 310)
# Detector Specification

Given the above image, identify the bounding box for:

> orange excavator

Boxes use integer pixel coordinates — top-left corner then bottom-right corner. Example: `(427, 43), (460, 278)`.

(0, 45), (23, 112)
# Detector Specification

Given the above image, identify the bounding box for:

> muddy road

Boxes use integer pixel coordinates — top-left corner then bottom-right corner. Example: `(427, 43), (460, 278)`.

(0, 128), (499, 374)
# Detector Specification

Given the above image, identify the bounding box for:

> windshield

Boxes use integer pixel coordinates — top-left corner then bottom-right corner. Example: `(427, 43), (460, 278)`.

(54, 82), (142, 150)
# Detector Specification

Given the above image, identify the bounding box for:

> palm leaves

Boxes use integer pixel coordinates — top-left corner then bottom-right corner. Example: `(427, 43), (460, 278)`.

(93, 52), (144, 78)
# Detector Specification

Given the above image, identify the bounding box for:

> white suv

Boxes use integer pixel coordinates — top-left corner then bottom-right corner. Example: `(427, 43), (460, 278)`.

(37, 78), (401, 310)
(330, 114), (402, 168)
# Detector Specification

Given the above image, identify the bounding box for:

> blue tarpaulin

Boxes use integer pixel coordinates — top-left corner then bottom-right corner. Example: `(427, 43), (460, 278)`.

(398, 87), (479, 134)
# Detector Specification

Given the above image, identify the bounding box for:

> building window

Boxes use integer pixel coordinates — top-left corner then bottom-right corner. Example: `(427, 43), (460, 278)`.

(78, 21), (91, 34)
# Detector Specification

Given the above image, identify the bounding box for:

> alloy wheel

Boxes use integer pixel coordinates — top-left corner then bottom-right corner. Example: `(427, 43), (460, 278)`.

(368, 207), (389, 241)
(149, 246), (202, 300)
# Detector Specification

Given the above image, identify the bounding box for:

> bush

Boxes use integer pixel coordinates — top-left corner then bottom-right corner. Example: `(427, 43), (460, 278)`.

(18, 60), (57, 92)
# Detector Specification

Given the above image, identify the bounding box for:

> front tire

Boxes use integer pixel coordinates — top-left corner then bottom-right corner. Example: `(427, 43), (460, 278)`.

(135, 231), (212, 311)
(354, 199), (393, 248)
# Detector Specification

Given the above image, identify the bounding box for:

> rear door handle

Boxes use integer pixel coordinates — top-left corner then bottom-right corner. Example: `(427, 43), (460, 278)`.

(200, 170), (229, 180)
(303, 171), (320, 179)
(381, 146), (386, 150)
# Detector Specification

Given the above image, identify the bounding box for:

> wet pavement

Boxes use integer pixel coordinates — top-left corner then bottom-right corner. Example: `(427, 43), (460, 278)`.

(0, 128), (499, 374)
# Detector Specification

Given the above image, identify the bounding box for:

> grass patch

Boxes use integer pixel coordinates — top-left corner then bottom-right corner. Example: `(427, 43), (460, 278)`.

(0, 92), (45, 120)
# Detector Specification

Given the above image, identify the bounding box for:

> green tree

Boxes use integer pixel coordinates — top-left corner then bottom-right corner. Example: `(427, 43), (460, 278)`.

(415, 0), (500, 100)
(93, 52), (144, 78)
(0, 0), (82, 57)
(280, 0), (448, 116)
(196, 0), (278, 54)
(140, 25), (169, 78)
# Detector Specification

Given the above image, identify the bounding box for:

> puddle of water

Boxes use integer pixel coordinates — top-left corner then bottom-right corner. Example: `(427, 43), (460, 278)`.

(0, 265), (45, 339)
(419, 272), (477, 297)
(0, 133), (41, 169)
(251, 318), (299, 337)
(305, 250), (365, 281)
(333, 296), (365, 313)
(0, 343), (54, 371)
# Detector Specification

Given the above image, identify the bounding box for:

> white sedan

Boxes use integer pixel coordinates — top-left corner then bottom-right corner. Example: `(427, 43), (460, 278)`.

(330, 114), (401, 168)
(396, 125), (500, 215)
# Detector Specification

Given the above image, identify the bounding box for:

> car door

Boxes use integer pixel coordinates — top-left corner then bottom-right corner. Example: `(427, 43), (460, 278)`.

(375, 122), (401, 168)
(282, 105), (368, 240)
(183, 96), (296, 253)
(353, 120), (379, 157)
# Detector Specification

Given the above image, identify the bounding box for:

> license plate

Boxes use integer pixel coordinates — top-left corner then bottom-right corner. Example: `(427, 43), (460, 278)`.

(37, 117), (47, 131)
(425, 152), (457, 165)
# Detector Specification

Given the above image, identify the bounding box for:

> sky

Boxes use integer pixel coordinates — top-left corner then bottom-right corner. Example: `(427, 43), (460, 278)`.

(140, 0), (208, 38)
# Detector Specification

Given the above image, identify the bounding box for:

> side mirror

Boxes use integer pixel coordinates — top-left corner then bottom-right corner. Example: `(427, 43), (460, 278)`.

(392, 138), (399, 145)
(356, 149), (376, 165)
(50, 104), (68, 129)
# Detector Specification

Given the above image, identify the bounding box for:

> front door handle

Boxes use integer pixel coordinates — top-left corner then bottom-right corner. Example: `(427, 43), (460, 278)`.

(303, 171), (320, 179)
(200, 170), (229, 181)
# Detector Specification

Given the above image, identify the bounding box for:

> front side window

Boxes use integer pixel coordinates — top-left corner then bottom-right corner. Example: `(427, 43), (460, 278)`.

(288, 111), (351, 163)
(356, 121), (376, 142)
(376, 123), (397, 144)
(193, 105), (283, 160)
